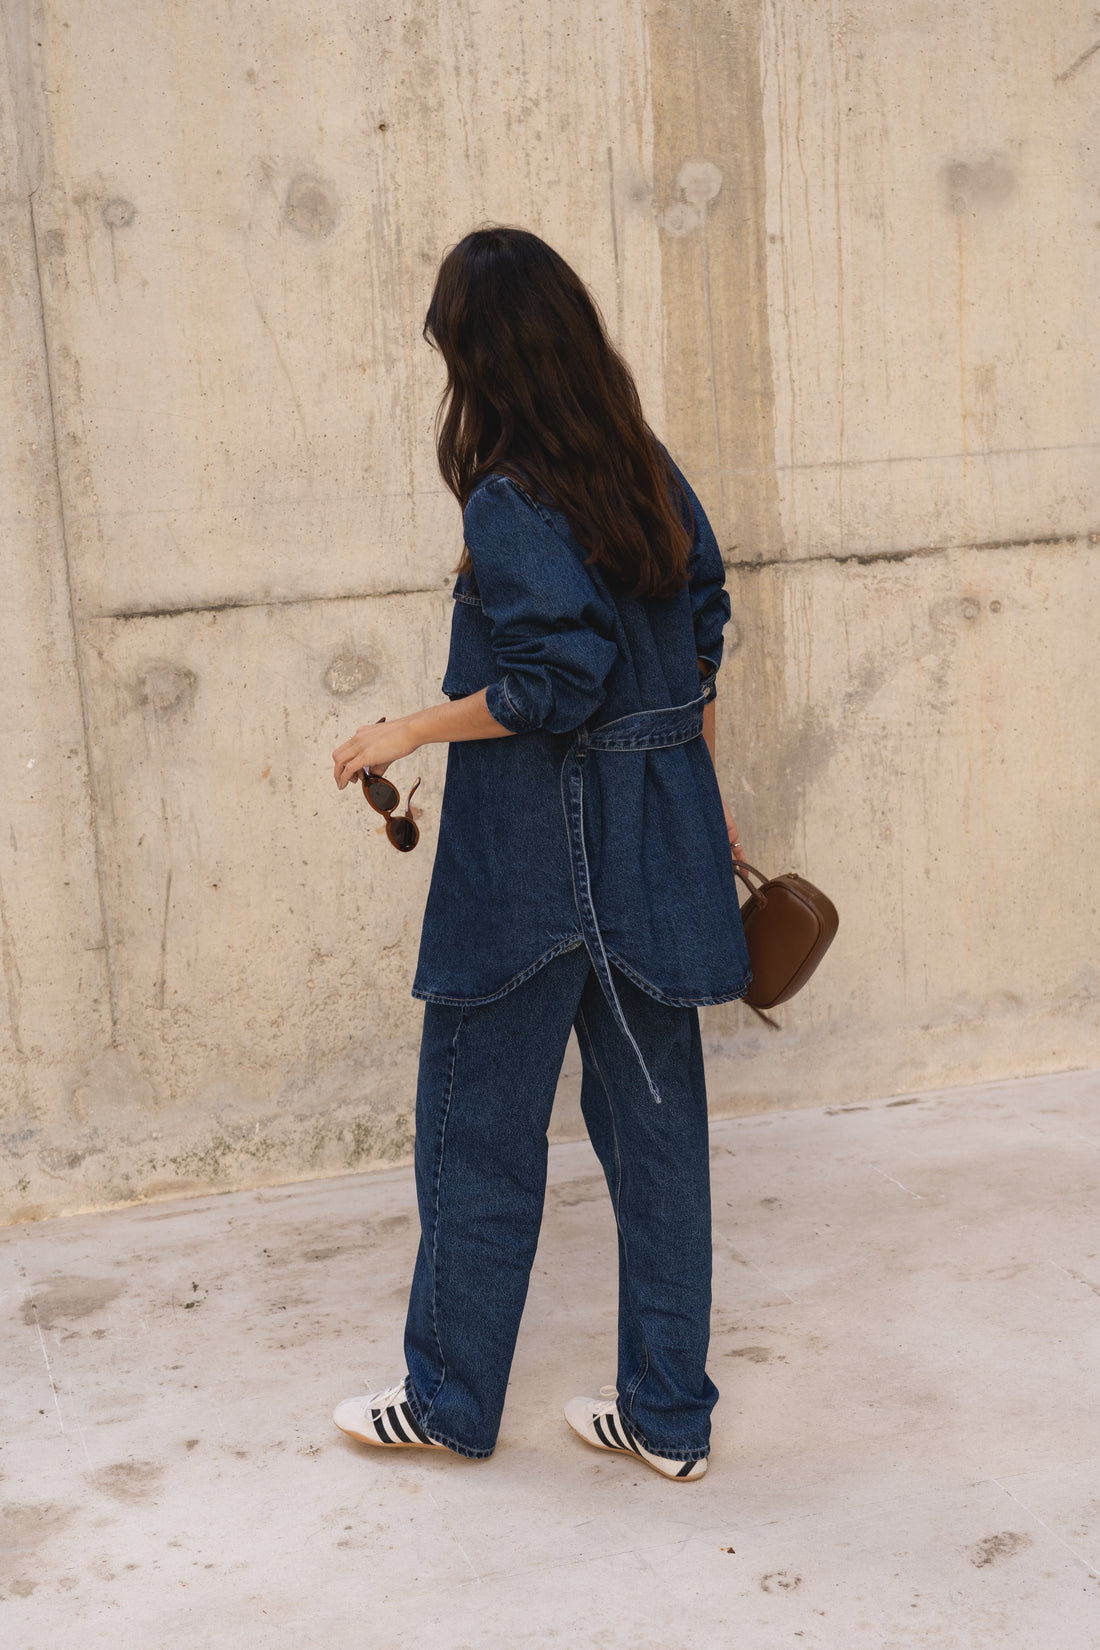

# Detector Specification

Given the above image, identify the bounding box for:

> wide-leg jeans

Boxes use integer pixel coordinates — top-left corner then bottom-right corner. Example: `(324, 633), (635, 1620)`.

(402, 943), (719, 1460)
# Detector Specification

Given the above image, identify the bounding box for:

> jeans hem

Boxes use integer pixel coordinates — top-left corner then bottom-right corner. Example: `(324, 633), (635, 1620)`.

(404, 1378), (495, 1461)
(620, 1410), (711, 1463)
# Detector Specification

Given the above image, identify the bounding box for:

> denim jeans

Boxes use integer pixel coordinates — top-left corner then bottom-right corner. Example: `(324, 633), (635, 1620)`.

(402, 943), (718, 1460)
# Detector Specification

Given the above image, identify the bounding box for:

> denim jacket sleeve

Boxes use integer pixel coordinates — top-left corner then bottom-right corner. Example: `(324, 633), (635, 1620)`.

(462, 476), (620, 735)
(667, 459), (731, 675)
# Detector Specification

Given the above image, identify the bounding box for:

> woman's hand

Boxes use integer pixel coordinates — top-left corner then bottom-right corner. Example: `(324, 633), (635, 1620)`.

(723, 798), (748, 863)
(332, 716), (419, 790)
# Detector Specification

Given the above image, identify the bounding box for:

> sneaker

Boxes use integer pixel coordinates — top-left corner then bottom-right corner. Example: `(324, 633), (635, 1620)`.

(564, 1387), (707, 1480)
(333, 1380), (445, 1450)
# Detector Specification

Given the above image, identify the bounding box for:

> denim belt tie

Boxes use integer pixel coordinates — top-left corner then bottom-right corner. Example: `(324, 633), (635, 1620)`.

(560, 684), (714, 1104)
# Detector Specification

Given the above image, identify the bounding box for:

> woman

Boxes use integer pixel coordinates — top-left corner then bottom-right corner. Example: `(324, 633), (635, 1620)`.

(331, 227), (751, 1480)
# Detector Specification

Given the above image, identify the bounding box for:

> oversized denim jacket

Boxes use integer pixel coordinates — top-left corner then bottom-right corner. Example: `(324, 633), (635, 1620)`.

(411, 456), (752, 1098)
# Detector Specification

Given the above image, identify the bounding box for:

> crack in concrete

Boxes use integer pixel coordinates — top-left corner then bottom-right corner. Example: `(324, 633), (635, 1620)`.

(27, 193), (119, 1037)
(725, 528), (1095, 571)
(156, 867), (173, 1013)
(0, 870), (31, 1112)
(93, 529), (1094, 623)
(1055, 36), (1100, 83)
(991, 1477), (1100, 1579)
(1047, 1259), (1100, 1300)
(93, 587), (447, 622)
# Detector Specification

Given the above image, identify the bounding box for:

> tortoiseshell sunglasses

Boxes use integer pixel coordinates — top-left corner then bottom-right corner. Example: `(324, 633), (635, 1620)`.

(358, 719), (421, 852)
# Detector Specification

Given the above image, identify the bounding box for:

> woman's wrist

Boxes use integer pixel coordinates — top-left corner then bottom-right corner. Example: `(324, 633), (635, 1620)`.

(402, 708), (431, 751)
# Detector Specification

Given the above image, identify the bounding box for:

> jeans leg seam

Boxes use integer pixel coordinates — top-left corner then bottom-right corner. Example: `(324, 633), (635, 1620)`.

(577, 1002), (650, 1407)
(424, 1008), (464, 1420)
(624, 1350), (649, 1414)
(577, 1003), (624, 1216)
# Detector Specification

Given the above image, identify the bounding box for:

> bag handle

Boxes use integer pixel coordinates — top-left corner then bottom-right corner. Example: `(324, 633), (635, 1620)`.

(731, 857), (770, 907)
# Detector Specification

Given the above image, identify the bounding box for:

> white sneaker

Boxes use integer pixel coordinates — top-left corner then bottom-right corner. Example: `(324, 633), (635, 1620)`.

(564, 1387), (708, 1480)
(333, 1380), (446, 1450)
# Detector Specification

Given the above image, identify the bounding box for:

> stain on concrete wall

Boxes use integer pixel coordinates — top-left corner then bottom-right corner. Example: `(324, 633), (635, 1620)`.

(648, 0), (784, 563)
(1, 0), (1097, 1220)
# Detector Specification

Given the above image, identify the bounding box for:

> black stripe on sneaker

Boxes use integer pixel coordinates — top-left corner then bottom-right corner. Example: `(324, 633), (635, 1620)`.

(606, 1412), (639, 1452)
(371, 1411), (393, 1444)
(386, 1404), (413, 1444)
(400, 1402), (433, 1445)
(613, 1415), (644, 1456)
(593, 1414), (625, 1452)
(675, 1459), (698, 1478)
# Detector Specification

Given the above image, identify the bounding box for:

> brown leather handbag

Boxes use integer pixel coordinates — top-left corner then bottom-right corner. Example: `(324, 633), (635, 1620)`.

(732, 860), (839, 1026)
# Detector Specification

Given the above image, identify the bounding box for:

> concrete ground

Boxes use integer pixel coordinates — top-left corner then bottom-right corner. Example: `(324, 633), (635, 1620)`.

(4, 1068), (1100, 1649)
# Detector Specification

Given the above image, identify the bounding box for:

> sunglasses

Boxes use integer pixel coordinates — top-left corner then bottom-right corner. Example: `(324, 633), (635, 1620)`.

(358, 722), (421, 852)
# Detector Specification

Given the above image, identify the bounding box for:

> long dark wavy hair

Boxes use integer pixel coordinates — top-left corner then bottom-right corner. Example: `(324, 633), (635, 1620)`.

(424, 226), (692, 601)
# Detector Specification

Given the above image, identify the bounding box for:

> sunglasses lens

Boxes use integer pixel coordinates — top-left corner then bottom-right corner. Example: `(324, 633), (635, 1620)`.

(365, 777), (399, 812)
(389, 817), (419, 852)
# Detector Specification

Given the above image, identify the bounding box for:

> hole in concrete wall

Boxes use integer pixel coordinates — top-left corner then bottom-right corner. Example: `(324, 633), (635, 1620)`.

(133, 662), (198, 714)
(661, 200), (703, 237)
(677, 159), (723, 205)
(941, 156), (1017, 215)
(102, 197), (136, 228)
(324, 651), (377, 696)
(659, 157), (723, 237)
(284, 174), (339, 237)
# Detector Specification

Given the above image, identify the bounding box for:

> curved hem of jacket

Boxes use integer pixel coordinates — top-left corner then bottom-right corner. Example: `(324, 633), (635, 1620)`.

(603, 946), (753, 1008)
(411, 932), (586, 1006)
(412, 935), (752, 1010)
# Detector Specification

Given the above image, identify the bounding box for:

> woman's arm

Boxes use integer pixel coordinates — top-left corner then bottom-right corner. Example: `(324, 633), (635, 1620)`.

(699, 660), (746, 863)
(332, 688), (512, 789)
(334, 669), (747, 867)
(335, 480), (617, 789)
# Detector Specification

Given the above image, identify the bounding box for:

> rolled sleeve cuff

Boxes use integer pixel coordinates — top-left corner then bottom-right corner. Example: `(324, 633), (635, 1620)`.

(692, 592), (731, 676)
(484, 676), (534, 734)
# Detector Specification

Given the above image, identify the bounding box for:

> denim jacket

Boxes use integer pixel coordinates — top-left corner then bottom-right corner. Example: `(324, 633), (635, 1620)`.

(411, 457), (752, 1098)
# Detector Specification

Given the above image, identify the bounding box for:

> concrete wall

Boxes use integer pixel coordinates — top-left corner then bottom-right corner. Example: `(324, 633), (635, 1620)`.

(2, 0), (1097, 1221)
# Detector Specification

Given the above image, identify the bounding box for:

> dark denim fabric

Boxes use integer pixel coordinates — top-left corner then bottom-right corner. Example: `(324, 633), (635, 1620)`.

(411, 457), (753, 1023)
(403, 945), (718, 1459)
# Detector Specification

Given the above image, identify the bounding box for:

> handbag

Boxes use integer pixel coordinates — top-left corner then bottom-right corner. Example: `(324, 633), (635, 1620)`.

(731, 859), (839, 1027)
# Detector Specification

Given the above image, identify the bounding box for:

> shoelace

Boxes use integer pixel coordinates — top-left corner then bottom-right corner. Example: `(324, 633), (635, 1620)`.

(364, 1380), (408, 1411)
